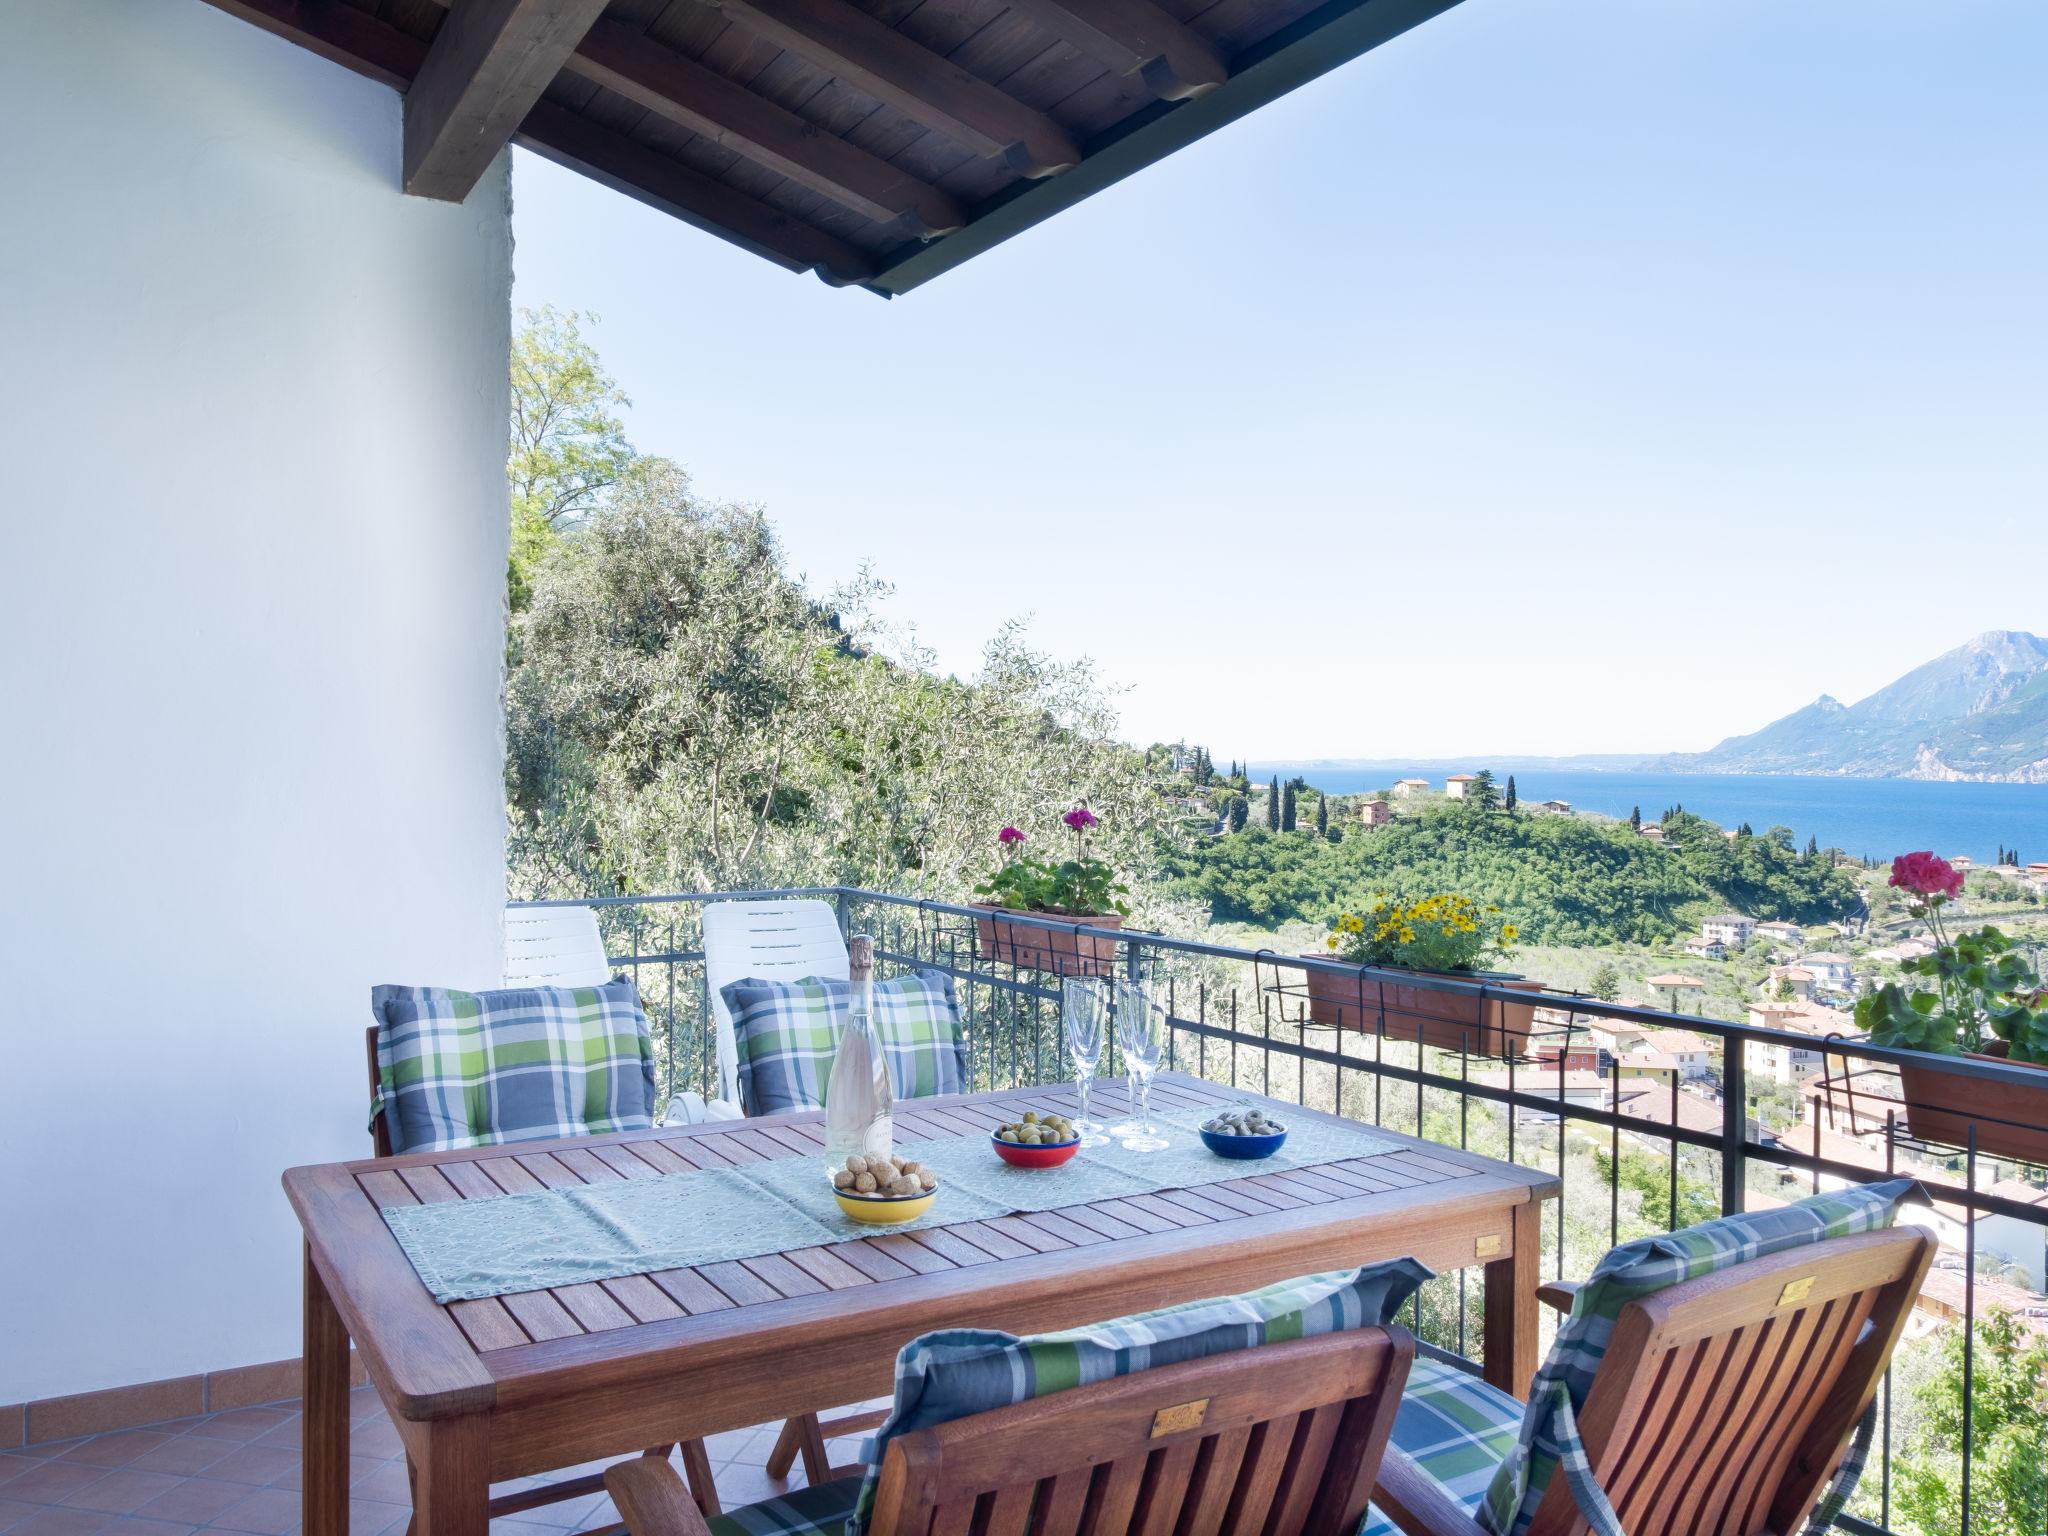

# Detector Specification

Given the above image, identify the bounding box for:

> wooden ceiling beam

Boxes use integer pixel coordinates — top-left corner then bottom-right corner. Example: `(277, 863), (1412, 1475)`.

(996, 0), (1226, 101)
(517, 101), (879, 285)
(200, 0), (426, 90)
(567, 19), (964, 236)
(702, 0), (1081, 177)
(403, 0), (614, 201)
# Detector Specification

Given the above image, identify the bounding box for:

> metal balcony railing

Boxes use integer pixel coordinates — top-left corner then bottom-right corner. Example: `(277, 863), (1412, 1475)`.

(514, 886), (2048, 1536)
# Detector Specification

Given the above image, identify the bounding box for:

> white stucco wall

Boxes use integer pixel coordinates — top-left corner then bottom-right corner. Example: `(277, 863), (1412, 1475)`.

(0, 0), (511, 1403)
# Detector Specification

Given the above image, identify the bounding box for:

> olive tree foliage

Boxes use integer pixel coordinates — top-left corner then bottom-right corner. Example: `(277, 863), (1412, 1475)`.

(506, 459), (1168, 905)
(507, 307), (635, 611)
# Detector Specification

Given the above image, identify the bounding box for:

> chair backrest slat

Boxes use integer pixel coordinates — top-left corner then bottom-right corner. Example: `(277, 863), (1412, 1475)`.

(865, 1329), (1412, 1536)
(501, 904), (613, 988)
(1528, 1226), (1932, 1536)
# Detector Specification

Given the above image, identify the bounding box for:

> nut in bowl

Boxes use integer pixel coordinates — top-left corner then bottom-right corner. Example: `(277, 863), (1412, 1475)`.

(831, 1153), (938, 1224)
(1199, 1106), (1288, 1160)
(991, 1110), (1081, 1168)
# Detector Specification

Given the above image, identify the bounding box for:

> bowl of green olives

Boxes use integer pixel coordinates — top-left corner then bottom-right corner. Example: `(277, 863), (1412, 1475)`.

(991, 1111), (1081, 1167)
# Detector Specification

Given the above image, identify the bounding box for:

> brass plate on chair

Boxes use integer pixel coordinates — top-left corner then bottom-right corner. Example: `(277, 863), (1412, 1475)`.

(1777, 1276), (1816, 1308)
(1475, 1234), (1503, 1258)
(1151, 1399), (1209, 1437)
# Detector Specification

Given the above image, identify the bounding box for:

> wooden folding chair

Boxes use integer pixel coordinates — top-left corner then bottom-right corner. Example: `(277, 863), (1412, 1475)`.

(1375, 1226), (1934, 1536)
(608, 1324), (1415, 1536)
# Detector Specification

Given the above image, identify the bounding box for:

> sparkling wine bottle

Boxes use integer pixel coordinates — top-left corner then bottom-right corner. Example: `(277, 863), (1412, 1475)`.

(823, 935), (893, 1181)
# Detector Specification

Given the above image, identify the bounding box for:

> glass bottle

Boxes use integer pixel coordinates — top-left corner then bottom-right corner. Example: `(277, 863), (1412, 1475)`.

(823, 934), (893, 1181)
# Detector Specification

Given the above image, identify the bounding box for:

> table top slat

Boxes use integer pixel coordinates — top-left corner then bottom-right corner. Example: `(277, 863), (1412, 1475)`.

(290, 1074), (1561, 1417)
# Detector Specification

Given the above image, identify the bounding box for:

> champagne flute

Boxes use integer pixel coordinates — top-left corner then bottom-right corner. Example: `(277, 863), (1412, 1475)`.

(1115, 980), (1169, 1152)
(1061, 978), (1110, 1148)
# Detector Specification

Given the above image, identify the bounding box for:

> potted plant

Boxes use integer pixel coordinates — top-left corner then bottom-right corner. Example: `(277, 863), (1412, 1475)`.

(971, 806), (1131, 976)
(1301, 894), (1545, 1057)
(1856, 851), (2048, 1161)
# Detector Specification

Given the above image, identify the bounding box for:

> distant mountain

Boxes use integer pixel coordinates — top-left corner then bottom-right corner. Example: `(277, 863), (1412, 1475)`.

(1657, 631), (2048, 783)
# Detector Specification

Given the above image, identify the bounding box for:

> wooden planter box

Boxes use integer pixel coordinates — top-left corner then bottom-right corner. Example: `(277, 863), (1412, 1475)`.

(1897, 1043), (2048, 1164)
(972, 905), (1123, 977)
(1299, 957), (1546, 1059)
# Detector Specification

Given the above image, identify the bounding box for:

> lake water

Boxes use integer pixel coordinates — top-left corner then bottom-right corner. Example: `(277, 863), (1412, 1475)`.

(1248, 768), (2047, 867)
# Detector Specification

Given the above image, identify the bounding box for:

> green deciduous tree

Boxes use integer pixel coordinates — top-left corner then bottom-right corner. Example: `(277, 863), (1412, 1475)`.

(1894, 1310), (2048, 1536)
(507, 307), (635, 611)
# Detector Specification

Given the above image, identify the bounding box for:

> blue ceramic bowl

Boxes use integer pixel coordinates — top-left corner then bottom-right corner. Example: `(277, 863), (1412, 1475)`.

(1200, 1126), (1288, 1160)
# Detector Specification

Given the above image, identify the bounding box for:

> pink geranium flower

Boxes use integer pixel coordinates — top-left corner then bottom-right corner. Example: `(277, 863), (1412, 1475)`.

(998, 826), (1026, 846)
(1889, 851), (1964, 901)
(1062, 806), (1098, 832)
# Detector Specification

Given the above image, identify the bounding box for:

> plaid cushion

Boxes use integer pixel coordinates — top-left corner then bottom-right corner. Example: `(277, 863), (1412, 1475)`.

(708, 1477), (860, 1536)
(721, 973), (968, 1116)
(1359, 1356), (1522, 1536)
(370, 979), (656, 1154)
(849, 1260), (1431, 1535)
(1479, 1179), (1922, 1536)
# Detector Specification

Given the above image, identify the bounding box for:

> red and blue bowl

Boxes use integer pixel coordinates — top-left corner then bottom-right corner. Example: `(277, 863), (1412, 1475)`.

(991, 1131), (1081, 1168)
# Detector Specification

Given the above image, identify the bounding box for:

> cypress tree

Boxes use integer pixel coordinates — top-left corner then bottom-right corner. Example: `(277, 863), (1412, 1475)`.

(1281, 781), (1297, 831)
(1266, 775), (1281, 830)
(1315, 792), (1329, 837)
(1227, 795), (1248, 833)
(1629, 805), (1642, 831)
(1505, 775), (1517, 811)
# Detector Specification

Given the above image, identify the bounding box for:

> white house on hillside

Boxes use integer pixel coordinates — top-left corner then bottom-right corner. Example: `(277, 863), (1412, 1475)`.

(1444, 774), (1479, 799)
(1702, 913), (1756, 947)
(1756, 920), (1804, 947)
(1392, 778), (1431, 799)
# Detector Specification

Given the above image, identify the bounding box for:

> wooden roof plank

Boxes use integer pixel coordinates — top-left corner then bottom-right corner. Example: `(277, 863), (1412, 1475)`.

(567, 18), (964, 233)
(995, 0), (1226, 100)
(703, 0), (1081, 175)
(516, 99), (881, 284)
(404, 0), (615, 200)
(867, 0), (1464, 294)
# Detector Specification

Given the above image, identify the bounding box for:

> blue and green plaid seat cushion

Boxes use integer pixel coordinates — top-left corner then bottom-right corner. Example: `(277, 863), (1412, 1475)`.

(1479, 1178), (1921, 1536)
(848, 1260), (1432, 1534)
(721, 973), (969, 1116)
(707, 1477), (861, 1536)
(370, 979), (656, 1154)
(1359, 1356), (1523, 1536)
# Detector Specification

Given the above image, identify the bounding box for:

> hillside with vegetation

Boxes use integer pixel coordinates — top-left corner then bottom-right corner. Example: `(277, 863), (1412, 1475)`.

(1160, 798), (1862, 945)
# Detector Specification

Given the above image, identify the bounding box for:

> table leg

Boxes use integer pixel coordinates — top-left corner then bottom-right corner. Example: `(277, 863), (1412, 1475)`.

(1482, 1199), (1542, 1398)
(412, 1414), (489, 1536)
(302, 1243), (351, 1536)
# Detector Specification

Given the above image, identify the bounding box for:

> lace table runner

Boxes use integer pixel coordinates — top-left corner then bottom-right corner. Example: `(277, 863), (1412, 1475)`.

(384, 1102), (1402, 1303)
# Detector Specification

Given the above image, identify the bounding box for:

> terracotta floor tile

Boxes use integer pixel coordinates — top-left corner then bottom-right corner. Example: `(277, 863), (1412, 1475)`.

(338, 1468), (406, 1509)
(64, 1471), (187, 1517)
(54, 1441), (171, 1474)
(1, 1461), (115, 1505)
(345, 1500), (405, 1536)
(178, 1418), (282, 1450)
(122, 1445), (233, 1482)
(0, 1498), (42, 1530)
(5, 1507), (114, 1536)
(196, 1452), (295, 1492)
(340, 1428), (399, 1463)
(97, 1519), (199, 1536)
(205, 1487), (299, 1536)
(131, 1480), (251, 1527)
(241, 1430), (297, 1457)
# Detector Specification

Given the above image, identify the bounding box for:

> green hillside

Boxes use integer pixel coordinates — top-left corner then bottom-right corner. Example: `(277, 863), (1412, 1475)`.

(1160, 803), (1862, 946)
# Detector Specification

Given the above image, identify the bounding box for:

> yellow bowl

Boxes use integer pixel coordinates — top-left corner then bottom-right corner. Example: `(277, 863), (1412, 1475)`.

(834, 1188), (937, 1225)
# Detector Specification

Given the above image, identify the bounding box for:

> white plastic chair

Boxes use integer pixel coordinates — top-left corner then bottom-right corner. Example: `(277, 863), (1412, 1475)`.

(502, 904), (614, 987)
(695, 897), (849, 1122)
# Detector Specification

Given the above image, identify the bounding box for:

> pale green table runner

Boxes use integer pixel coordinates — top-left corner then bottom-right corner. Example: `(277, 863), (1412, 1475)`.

(385, 1102), (1401, 1304)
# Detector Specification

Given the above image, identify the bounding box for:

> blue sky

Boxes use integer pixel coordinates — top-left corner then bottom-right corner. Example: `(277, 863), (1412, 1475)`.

(509, 0), (2046, 761)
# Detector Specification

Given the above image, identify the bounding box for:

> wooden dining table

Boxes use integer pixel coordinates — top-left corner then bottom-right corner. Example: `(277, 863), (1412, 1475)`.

(287, 1072), (1559, 1536)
